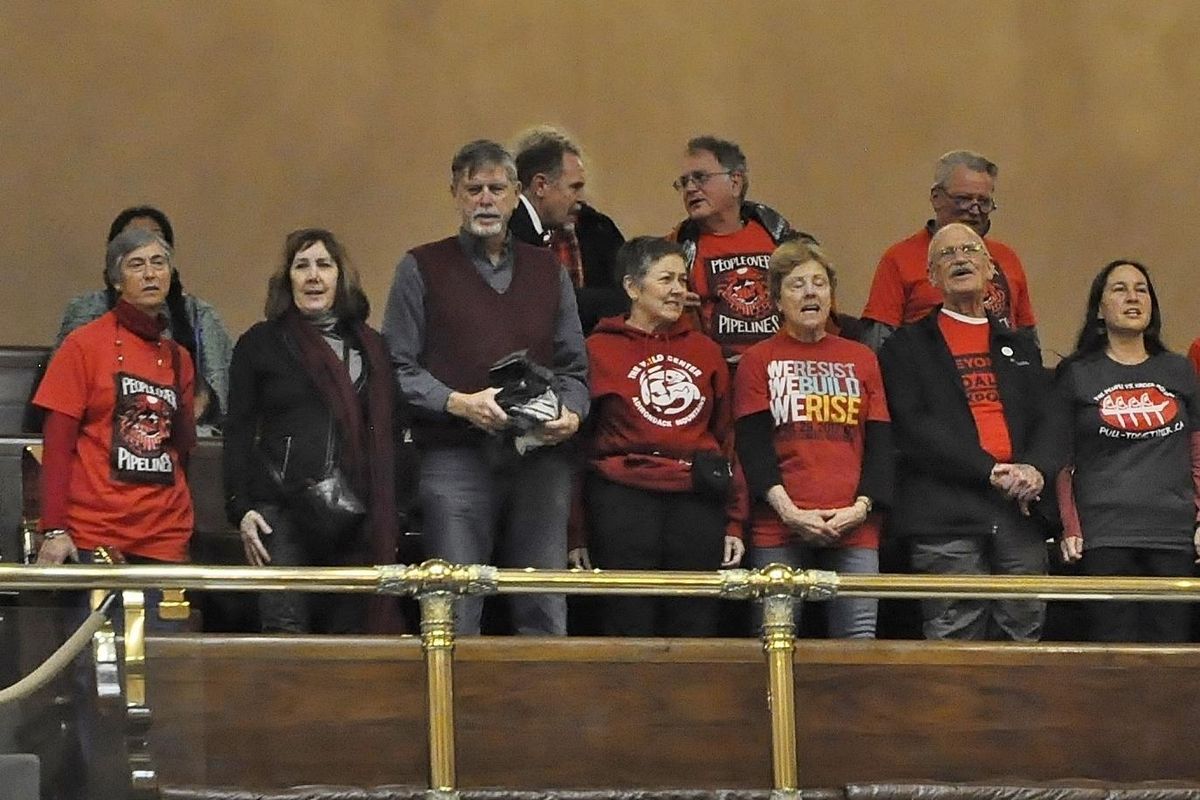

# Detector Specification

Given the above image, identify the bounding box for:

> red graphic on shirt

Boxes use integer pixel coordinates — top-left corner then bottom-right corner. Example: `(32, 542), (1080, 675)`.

(111, 371), (179, 485)
(982, 264), (1014, 329)
(1098, 386), (1178, 431)
(715, 267), (773, 320)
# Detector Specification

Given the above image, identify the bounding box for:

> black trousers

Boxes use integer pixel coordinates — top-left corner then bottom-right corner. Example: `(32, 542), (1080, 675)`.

(1081, 546), (1194, 643)
(258, 504), (368, 634)
(585, 475), (726, 637)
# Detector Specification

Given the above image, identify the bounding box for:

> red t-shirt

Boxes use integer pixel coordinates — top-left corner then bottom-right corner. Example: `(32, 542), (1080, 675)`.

(938, 311), (1013, 463)
(734, 332), (889, 549)
(862, 226), (1036, 329)
(34, 312), (195, 561)
(1188, 337), (1200, 376)
(689, 219), (779, 361)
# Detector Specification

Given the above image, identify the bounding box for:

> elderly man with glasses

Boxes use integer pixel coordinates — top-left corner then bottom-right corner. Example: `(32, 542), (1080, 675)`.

(668, 135), (820, 365)
(861, 150), (1037, 351)
(878, 222), (1064, 641)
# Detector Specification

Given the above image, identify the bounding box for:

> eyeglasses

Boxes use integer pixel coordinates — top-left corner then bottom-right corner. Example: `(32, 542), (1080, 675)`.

(672, 170), (732, 191)
(934, 242), (986, 261)
(939, 190), (998, 213)
(121, 256), (171, 275)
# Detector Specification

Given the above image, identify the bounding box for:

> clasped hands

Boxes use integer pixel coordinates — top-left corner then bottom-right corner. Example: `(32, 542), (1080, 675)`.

(989, 462), (1043, 516)
(767, 486), (868, 547)
(446, 387), (579, 445)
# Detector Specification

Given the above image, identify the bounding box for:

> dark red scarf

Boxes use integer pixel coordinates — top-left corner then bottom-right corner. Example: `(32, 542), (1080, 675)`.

(281, 307), (402, 630)
(114, 300), (197, 457)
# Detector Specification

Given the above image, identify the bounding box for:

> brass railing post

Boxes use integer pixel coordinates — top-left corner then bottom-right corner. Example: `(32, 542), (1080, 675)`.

(379, 559), (498, 799)
(420, 590), (458, 796)
(754, 565), (800, 797)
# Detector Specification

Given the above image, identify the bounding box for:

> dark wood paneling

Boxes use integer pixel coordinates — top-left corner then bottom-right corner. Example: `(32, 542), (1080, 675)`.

(146, 637), (1200, 792)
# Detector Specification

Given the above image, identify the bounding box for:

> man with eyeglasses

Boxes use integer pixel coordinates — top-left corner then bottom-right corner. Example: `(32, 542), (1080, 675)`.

(668, 135), (819, 364)
(509, 126), (626, 334)
(861, 150), (1036, 351)
(382, 139), (588, 636)
(878, 223), (1063, 641)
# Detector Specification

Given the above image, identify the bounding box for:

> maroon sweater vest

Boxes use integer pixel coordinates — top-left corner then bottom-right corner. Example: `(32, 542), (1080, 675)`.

(412, 235), (560, 446)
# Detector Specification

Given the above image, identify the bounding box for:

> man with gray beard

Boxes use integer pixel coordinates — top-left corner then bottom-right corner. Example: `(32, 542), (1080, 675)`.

(382, 139), (589, 635)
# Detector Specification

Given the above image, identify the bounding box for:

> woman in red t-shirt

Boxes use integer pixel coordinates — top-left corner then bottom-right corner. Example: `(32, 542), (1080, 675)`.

(573, 236), (746, 636)
(733, 240), (893, 638)
(34, 227), (197, 566)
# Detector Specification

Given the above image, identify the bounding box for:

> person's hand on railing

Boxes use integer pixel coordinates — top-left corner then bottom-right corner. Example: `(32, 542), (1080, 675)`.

(722, 536), (745, 567)
(568, 547), (592, 570)
(239, 510), (273, 566)
(36, 531), (78, 565)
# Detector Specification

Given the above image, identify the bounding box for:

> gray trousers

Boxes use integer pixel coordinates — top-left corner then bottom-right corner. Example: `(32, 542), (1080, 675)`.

(909, 513), (1048, 641)
(418, 443), (570, 635)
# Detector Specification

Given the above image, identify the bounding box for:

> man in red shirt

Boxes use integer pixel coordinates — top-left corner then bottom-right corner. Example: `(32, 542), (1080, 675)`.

(668, 136), (817, 364)
(861, 150), (1037, 351)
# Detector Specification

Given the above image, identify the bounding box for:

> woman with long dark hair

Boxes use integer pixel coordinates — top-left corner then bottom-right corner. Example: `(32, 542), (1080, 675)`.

(223, 228), (403, 633)
(55, 205), (233, 429)
(1056, 259), (1200, 642)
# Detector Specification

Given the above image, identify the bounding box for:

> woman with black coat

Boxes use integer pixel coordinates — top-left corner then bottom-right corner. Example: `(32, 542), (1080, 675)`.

(224, 228), (403, 633)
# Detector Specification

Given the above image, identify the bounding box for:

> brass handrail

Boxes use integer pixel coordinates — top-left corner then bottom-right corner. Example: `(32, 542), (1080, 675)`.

(3, 563), (1200, 600)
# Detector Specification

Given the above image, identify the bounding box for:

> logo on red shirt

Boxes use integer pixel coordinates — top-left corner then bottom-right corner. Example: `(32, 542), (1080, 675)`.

(628, 355), (706, 428)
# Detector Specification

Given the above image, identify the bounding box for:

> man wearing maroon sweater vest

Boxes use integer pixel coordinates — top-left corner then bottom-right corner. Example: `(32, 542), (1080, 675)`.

(382, 140), (589, 635)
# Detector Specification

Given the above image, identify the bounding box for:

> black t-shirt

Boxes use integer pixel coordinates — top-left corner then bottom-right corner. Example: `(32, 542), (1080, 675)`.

(1059, 351), (1199, 551)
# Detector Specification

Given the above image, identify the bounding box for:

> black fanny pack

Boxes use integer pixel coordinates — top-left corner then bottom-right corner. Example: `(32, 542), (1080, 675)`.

(690, 451), (732, 499)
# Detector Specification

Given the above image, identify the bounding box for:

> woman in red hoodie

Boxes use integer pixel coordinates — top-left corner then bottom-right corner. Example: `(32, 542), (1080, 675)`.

(572, 236), (746, 636)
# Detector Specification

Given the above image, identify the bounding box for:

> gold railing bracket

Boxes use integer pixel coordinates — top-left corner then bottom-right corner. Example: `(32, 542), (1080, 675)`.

(379, 559), (499, 597)
(420, 590), (458, 793)
(800, 569), (839, 601)
(718, 568), (754, 599)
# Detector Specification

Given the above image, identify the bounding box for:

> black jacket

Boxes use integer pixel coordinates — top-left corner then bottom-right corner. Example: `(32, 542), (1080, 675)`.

(878, 309), (1065, 538)
(225, 319), (396, 521)
(509, 200), (626, 334)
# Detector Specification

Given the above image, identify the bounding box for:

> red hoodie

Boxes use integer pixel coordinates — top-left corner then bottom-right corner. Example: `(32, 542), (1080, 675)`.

(581, 315), (747, 541)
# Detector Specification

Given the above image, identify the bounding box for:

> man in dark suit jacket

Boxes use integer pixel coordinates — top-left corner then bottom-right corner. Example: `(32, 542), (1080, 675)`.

(510, 127), (626, 333)
(879, 223), (1064, 642)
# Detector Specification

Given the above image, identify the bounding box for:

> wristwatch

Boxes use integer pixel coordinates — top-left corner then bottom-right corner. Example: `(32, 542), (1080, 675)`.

(42, 528), (71, 540)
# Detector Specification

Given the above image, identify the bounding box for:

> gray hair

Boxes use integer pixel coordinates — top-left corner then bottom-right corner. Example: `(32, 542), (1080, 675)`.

(450, 139), (518, 188)
(104, 227), (173, 287)
(513, 126), (582, 186)
(687, 135), (749, 200)
(932, 150), (998, 189)
(617, 236), (686, 286)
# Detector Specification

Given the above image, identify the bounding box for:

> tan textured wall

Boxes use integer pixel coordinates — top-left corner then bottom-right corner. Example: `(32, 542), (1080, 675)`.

(3, 1), (1199, 357)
